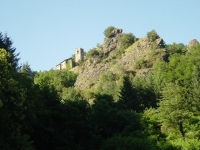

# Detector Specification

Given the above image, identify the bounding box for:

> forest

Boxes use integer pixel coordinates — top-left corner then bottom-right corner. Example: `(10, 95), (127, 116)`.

(1, 27), (200, 150)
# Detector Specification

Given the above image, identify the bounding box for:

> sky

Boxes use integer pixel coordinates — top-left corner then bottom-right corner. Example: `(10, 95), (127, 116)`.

(1, 0), (200, 71)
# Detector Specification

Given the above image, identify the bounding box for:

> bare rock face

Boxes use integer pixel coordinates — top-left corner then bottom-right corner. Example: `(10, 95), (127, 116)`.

(110, 28), (123, 37)
(156, 38), (165, 48)
(187, 39), (199, 51)
(100, 28), (123, 55)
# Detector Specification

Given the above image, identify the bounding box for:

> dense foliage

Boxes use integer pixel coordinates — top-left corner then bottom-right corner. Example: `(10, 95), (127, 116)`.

(103, 26), (115, 37)
(147, 29), (160, 41)
(1, 31), (200, 149)
(119, 33), (136, 50)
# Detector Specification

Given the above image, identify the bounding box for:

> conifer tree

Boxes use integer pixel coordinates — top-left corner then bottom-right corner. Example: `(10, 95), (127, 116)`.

(0, 33), (19, 70)
(118, 76), (140, 112)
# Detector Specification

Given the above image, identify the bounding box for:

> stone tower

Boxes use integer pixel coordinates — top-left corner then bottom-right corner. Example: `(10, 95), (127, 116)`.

(75, 48), (84, 62)
(187, 39), (199, 52)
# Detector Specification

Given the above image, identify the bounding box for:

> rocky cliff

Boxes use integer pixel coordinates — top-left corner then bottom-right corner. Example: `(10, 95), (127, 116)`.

(73, 28), (167, 93)
(99, 28), (123, 55)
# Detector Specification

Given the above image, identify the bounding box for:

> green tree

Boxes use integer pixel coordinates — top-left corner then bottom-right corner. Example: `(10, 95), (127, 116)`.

(104, 26), (115, 37)
(119, 33), (135, 50)
(151, 44), (200, 88)
(62, 87), (81, 101)
(166, 43), (187, 55)
(147, 29), (160, 41)
(0, 33), (19, 70)
(0, 49), (32, 149)
(86, 48), (103, 59)
(94, 71), (120, 101)
(19, 62), (35, 79)
(157, 83), (192, 141)
(118, 76), (141, 112)
(34, 69), (77, 99)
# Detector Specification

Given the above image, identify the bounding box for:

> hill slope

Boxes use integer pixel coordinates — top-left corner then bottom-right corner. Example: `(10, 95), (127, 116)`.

(73, 28), (166, 96)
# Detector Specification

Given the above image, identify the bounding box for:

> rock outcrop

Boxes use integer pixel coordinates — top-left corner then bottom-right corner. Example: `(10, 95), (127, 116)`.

(99, 28), (123, 55)
(187, 39), (199, 51)
(156, 38), (165, 48)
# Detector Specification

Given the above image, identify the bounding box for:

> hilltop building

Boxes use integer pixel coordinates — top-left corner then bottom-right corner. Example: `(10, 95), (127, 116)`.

(56, 58), (74, 70)
(56, 48), (84, 70)
(75, 48), (84, 62)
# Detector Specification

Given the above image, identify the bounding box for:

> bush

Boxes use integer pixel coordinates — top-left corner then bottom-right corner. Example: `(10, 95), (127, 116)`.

(86, 48), (104, 62)
(134, 59), (147, 69)
(147, 29), (159, 41)
(86, 48), (100, 57)
(84, 90), (94, 99)
(104, 26), (115, 37)
(119, 33), (136, 50)
(166, 43), (187, 54)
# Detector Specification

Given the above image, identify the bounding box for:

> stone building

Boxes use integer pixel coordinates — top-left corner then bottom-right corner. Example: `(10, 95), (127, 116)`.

(75, 48), (84, 62)
(56, 58), (75, 70)
(56, 48), (84, 70)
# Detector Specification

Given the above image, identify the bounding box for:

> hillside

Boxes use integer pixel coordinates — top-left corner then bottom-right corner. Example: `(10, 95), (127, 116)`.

(73, 27), (167, 98)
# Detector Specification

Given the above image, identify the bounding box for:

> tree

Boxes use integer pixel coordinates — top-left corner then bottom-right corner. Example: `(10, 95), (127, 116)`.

(19, 62), (34, 79)
(0, 49), (32, 149)
(34, 69), (77, 99)
(147, 29), (160, 41)
(166, 43), (187, 54)
(119, 33), (136, 50)
(95, 71), (120, 101)
(104, 26), (115, 37)
(86, 48), (103, 59)
(52, 99), (91, 150)
(157, 83), (192, 141)
(0, 33), (19, 70)
(118, 76), (141, 112)
(118, 76), (157, 112)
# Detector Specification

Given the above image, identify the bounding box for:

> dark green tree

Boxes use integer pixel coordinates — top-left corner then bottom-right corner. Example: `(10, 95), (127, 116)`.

(118, 76), (141, 112)
(0, 33), (19, 70)
(0, 48), (32, 149)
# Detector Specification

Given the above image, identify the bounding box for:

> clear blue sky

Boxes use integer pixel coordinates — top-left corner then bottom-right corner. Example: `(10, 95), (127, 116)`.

(1, 0), (200, 71)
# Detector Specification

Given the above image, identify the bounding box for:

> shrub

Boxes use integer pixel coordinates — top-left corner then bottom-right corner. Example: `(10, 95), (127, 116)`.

(147, 30), (159, 41)
(86, 48), (104, 59)
(134, 59), (147, 69)
(119, 33), (136, 50)
(84, 90), (94, 99)
(104, 26), (115, 37)
(166, 43), (187, 54)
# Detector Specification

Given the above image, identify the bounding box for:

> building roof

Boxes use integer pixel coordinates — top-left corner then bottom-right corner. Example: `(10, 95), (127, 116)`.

(56, 57), (72, 67)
